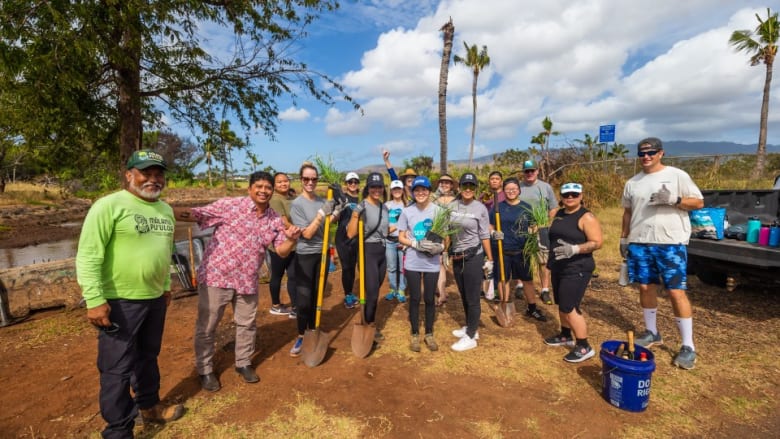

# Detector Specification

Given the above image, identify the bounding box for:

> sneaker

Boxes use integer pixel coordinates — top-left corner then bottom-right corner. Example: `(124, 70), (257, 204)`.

(270, 304), (291, 315)
(344, 293), (358, 309)
(525, 307), (548, 322)
(635, 330), (663, 348)
(673, 346), (697, 370)
(451, 335), (478, 352)
(451, 326), (480, 340)
(424, 333), (439, 351)
(514, 284), (524, 300)
(384, 291), (397, 301)
(544, 333), (575, 347)
(564, 345), (595, 363)
(288, 308), (297, 319)
(484, 290), (495, 301)
(540, 290), (553, 305)
(290, 336), (303, 357)
(139, 403), (184, 424)
(397, 294), (407, 304)
(374, 330), (385, 342)
(410, 335), (421, 352)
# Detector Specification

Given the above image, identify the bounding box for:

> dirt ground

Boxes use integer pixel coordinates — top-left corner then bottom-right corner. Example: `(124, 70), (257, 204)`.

(1, 191), (778, 438)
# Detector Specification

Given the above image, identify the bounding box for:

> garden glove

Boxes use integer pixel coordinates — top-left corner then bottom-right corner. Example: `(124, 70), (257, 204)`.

(648, 184), (674, 206)
(490, 230), (504, 241)
(332, 198), (348, 218)
(483, 259), (494, 277)
(619, 238), (628, 259)
(419, 239), (445, 255)
(536, 234), (549, 265)
(553, 239), (580, 260)
(318, 199), (336, 217)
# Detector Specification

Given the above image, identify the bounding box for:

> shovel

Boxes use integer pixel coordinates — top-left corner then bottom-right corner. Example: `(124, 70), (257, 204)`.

(494, 211), (513, 327)
(302, 189), (334, 367)
(352, 218), (375, 358)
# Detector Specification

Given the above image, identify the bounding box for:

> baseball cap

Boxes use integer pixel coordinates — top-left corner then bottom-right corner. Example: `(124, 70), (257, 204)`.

(390, 180), (404, 190)
(522, 160), (537, 171)
(459, 172), (478, 186)
(127, 150), (167, 170)
(637, 137), (663, 151)
(411, 176), (431, 190)
(345, 172), (360, 182)
(560, 182), (583, 194)
(366, 172), (384, 188)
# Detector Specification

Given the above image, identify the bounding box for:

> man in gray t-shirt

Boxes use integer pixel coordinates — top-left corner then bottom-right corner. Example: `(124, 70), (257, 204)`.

(518, 160), (556, 304)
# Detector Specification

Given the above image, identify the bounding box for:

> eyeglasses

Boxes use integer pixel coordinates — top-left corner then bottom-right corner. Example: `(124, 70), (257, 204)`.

(301, 177), (318, 184)
(523, 169), (536, 174)
(346, 179), (359, 184)
(561, 192), (581, 199)
(637, 150), (661, 158)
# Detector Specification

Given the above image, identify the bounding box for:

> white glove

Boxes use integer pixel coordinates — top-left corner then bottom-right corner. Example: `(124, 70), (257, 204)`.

(553, 239), (580, 260)
(483, 260), (494, 277)
(619, 238), (628, 259)
(332, 199), (347, 218)
(490, 230), (504, 240)
(419, 239), (445, 255)
(649, 184), (675, 206)
(318, 199), (336, 217)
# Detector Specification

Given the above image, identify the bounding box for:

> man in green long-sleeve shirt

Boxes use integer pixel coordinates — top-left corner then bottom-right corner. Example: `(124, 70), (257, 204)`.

(76, 150), (182, 438)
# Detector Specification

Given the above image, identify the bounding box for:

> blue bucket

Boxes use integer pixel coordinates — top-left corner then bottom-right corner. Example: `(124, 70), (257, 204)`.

(600, 340), (656, 412)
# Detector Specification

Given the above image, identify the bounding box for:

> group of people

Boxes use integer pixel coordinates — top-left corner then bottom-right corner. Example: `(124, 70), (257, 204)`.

(76, 137), (704, 438)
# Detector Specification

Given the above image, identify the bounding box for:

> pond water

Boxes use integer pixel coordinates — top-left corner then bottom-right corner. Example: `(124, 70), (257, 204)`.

(0, 222), (210, 270)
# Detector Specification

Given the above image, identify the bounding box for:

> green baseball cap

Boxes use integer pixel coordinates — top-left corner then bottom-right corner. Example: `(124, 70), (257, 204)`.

(127, 150), (167, 170)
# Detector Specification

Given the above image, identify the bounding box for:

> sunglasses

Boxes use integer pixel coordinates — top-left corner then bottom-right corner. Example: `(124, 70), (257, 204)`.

(301, 177), (318, 183)
(561, 192), (581, 199)
(523, 169), (536, 174)
(346, 179), (359, 184)
(461, 183), (477, 189)
(637, 150), (661, 158)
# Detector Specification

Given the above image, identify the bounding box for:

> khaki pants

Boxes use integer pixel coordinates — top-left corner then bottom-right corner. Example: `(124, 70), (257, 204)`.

(194, 285), (258, 375)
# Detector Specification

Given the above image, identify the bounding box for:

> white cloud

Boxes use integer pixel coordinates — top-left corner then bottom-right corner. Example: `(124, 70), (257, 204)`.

(279, 107), (310, 122)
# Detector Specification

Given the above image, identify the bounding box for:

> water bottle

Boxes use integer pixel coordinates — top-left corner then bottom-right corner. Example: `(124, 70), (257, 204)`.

(769, 221), (780, 247)
(618, 261), (629, 286)
(746, 217), (761, 243)
(758, 227), (770, 246)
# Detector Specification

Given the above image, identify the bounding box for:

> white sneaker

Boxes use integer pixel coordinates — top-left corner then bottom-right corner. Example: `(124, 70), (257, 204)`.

(451, 335), (478, 352)
(452, 326), (479, 340)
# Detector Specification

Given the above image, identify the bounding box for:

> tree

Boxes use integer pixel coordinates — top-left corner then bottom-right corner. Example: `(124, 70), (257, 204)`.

(574, 133), (598, 162)
(729, 8), (779, 179)
(404, 155), (434, 176)
(438, 18), (455, 174)
(0, 1), (357, 180)
(530, 116), (560, 179)
(454, 41), (491, 169)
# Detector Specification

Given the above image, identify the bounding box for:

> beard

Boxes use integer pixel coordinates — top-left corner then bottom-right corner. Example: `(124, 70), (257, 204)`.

(129, 176), (163, 201)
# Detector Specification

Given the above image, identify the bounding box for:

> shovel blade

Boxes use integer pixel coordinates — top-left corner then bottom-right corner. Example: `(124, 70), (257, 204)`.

(495, 302), (510, 327)
(351, 321), (375, 358)
(505, 301), (516, 324)
(302, 329), (331, 368)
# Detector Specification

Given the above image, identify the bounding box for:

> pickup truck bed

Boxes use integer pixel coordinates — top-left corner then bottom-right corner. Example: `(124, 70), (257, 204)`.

(686, 189), (780, 289)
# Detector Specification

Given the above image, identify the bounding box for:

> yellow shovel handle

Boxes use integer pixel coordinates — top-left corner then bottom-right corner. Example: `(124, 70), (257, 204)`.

(315, 188), (333, 329)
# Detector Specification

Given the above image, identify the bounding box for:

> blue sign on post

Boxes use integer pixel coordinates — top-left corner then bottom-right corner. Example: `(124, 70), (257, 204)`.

(599, 124), (615, 143)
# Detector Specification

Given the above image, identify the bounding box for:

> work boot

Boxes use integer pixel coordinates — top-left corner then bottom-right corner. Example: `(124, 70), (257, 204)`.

(410, 334), (421, 352)
(424, 333), (439, 351)
(199, 373), (220, 392)
(139, 403), (184, 424)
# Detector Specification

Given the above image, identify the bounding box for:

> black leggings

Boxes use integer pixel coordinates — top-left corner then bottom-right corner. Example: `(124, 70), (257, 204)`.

(551, 270), (592, 314)
(293, 252), (330, 335)
(336, 238), (358, 295)
(405, 270), (438, 335)
(453, 254), (482, 338)
(361, 242), (386, 323)
(268, 250), (296, 306)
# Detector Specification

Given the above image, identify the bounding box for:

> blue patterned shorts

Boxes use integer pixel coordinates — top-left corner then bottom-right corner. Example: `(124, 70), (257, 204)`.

(627, 244), (688, 290)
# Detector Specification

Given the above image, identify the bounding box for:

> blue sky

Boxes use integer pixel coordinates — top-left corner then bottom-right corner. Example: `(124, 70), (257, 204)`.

(178, 1), (779, 174)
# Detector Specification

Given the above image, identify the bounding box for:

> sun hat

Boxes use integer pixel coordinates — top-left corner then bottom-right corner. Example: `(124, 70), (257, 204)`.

(459, 172), (478, 186)
(345, 172), (360, 182)
(400, 168), (417, 179)
(411, 176), (431, 190)
(522, 160), (537, 171)
(390, 180), (404, 190)
(366, 172), (384, 188)
(560, 182), (583, 194)
(437, 174), (454, 183)
(127, 150), (167, 170)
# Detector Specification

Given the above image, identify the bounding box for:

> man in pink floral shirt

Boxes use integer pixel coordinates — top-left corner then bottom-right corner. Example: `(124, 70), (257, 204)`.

(174, 171), (300, 392)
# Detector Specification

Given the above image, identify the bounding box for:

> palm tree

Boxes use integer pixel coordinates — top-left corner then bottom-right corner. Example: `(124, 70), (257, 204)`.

(574, 133), (598, 162)
(438, 18), (455, 174)
(532, 116), (559, 179)
(729, 8), (778, 179)
(454, 41), (490, 169)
